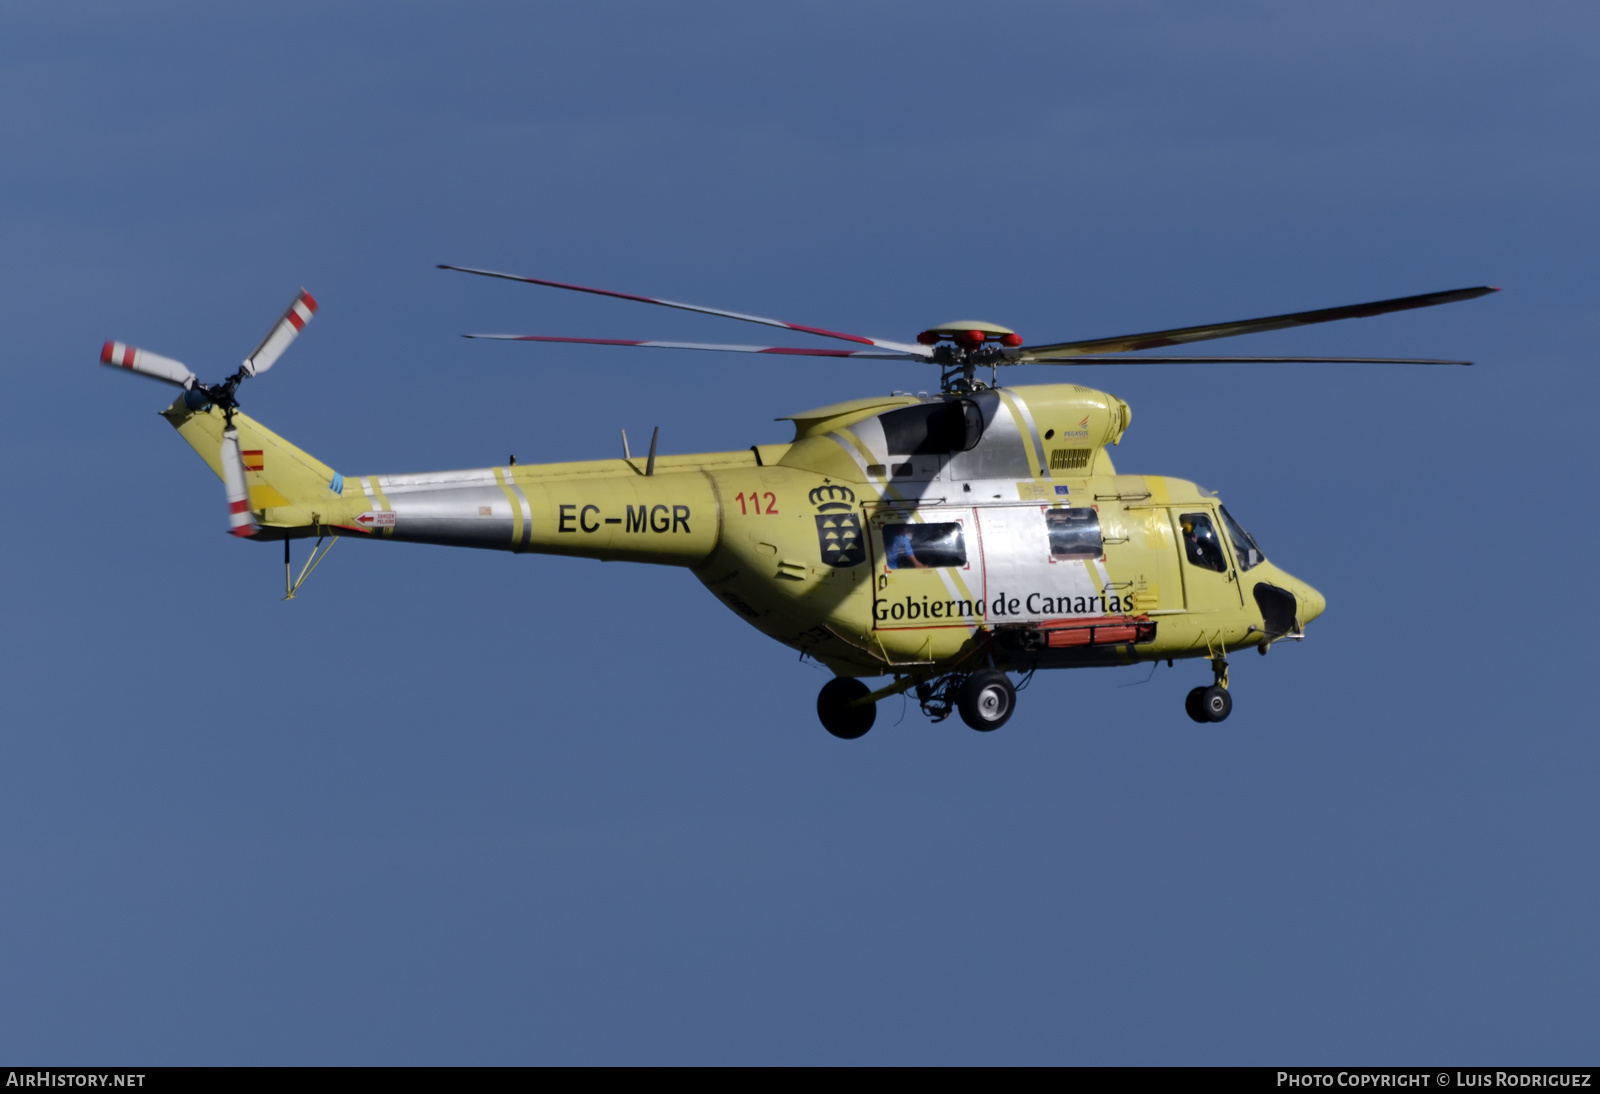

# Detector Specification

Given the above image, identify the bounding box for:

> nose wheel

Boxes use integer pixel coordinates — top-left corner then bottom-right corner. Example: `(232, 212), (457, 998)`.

(1185, 685), (1232, 722)
(1184, 656), (1233, 723)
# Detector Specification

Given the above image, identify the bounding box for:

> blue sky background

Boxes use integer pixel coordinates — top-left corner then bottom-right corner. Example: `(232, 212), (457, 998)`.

(1, 1), (1596, 1064)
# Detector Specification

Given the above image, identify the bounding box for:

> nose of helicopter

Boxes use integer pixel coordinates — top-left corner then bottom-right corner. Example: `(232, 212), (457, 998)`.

(1298, 581), (1326, 625)
(1254, 565), (1326, 630)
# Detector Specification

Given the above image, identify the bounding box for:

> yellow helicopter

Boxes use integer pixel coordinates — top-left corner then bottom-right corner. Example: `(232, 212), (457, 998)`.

(99, 271), (1495, 737)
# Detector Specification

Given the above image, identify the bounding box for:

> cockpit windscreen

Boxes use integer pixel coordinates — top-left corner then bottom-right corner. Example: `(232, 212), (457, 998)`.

(1219, 505), (1265, 571)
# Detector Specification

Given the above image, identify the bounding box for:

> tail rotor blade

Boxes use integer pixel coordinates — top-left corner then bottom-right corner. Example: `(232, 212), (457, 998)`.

(100, 341), (197, 388)
(242, 289), (317, 377)
(220, 426), (259, 538)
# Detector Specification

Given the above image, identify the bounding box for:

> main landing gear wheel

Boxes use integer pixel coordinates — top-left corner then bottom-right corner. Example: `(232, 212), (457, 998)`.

(817, 677), (875, 740)
(958, 670), (1016, 732)
(1185, 685), (1232, 723)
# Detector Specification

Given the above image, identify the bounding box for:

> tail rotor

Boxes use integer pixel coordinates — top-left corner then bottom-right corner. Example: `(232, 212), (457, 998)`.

(99, 288), (319, 538)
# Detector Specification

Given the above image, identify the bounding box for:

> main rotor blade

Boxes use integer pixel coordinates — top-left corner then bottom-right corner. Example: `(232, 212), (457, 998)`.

(1014, 286), (1499, 360)
(220, 426), (259, 538)
(464, 334), (923, 359)
(1018, 355), (1473, 365)
(242, 289), (318, 377)
(100, 341), (197, 388)
(440, 264), (932, 357)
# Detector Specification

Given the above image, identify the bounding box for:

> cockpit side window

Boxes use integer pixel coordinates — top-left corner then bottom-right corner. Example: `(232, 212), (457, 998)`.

(1219, 505), (1265, 571)
(879, 400), (984, 455)
(1178, 512), (1228, 572)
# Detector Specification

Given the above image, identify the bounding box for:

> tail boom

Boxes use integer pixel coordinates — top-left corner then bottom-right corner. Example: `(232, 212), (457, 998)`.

(163, 393), (736, 565)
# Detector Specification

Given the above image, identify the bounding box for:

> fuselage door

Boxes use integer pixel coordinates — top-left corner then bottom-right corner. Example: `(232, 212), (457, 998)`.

(1107, 502), (1185, 613)
(977, 503), (1121, 623)
(870, 507), (984, 630)
(1169, 505), (1244, 612)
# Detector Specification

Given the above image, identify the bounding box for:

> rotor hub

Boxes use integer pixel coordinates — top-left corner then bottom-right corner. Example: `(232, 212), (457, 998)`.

(916, 321), (1024, 350)
(916, 323), (1022, 392)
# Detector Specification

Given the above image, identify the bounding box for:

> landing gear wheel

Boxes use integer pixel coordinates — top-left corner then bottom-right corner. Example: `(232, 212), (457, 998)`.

(1200, 685), (1232, 722)
(817, 677), (875, 740)
(958, 670), (1015, 732)
(1185, 686), (1208, 723)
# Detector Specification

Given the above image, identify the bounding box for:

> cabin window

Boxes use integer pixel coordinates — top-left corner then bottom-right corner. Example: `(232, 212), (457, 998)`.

(1045, 507), (1102, 560)
(881, 522), (967, 569)
(1219, 505), (1265, 571)
(1178, 513), (1229, 572)
(878, 400), (984, 455)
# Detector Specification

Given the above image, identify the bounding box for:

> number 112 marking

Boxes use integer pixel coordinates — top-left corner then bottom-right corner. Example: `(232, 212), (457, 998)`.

(735, 492), (778, 515)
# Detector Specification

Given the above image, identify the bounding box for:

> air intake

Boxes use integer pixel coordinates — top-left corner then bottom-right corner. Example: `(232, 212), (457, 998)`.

(1049, 448), (1091, 471)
